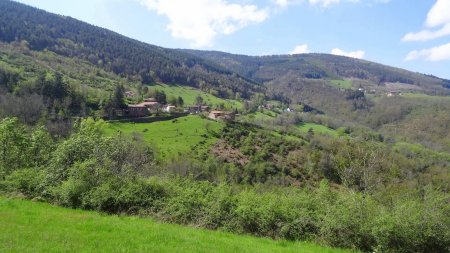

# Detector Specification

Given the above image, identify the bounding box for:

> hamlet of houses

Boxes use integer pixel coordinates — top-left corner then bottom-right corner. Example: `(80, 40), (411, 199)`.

(126, 98), (233, 121)
(127, 98), (160, 117)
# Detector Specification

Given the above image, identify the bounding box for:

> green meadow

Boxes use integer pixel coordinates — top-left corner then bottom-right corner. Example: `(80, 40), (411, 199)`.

(148, 83), (243, 109)
(238, 110), (278, 122)
(329, 79), (353, 89)
(297, 123), (338, 136)
(105, 115), (223, 159)
(0, 197), (354, 253)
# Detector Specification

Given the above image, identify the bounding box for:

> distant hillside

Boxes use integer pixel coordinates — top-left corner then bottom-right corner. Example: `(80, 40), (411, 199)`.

(183, 50), (450, 152)
(183, 50), (450, 95)
(0, 1), (260, 99)
(2, 0), (450, 152)
(2, 0), (448, 100)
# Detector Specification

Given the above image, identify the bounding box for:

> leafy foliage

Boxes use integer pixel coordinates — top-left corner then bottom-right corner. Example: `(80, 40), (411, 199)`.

(0, 117), (449, 253)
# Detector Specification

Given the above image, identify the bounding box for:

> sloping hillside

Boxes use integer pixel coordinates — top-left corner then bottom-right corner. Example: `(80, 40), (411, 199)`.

(0, 0), (261, 99)
(0, 197), (353, 253)
(184, 50), (450, 151)
(184, 50), (450, 95)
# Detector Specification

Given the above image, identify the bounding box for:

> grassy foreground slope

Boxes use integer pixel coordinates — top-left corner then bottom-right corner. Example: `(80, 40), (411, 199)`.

(0, 197), (353, 253)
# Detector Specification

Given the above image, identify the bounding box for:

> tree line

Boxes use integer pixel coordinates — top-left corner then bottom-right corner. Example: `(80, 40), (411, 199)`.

(0, 0), (262, 99)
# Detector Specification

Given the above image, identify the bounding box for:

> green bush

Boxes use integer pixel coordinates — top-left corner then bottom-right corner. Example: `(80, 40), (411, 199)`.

(233, 190), (294, 237)
(3, 168), (44, 197)
(162, 179), (216, 224)
(280, 216), (319, 241)
(200, 184), (236, 229)
(52, 159), (103, 208)
(1, 118), (449, 253)
(82, 177), (166, 214)
(372, 189), (450, 253)
(318, 192), (377, 251)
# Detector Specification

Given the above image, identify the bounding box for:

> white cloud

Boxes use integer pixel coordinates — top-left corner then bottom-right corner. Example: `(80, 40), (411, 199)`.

(140, 0), (268, 47)
(274, 0), (290, 7)
(309, 0), (342, 7)
(274, 0), (386, 8)
(405, 42), (450, 61)
(290, 44), (310, 54)
(402, 0), (450, 42)
(402, 24), (450, 42)
(273, 0), (300, 7)
(331, 48), (365, 59)
(425, 0), (450, 28)
(304, 0), (358, 8)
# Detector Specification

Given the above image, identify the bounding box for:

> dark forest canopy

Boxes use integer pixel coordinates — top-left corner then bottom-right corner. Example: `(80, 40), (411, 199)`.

(0, 0), (261, 99)
(2, 0), (450, 100)
(2, 0), (450, 101)
(184, 50), (450, 93)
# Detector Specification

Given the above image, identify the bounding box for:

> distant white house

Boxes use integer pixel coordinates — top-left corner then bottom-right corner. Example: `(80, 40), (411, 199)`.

(163, 105), (177, 113)
(285, 108), (294, 112)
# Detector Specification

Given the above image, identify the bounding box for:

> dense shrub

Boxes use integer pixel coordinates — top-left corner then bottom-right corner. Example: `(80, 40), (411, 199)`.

(1, 117), (449, 253)
(162, 179), (217, 224)
(81, 178), (165, 214)
(372, 188), (450, 253)
(317, 193), (378, 251)
(2, 168), (44, 197)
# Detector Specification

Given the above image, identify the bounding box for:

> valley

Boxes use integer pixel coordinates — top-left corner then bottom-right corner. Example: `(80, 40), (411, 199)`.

(0, 1), (449, 252)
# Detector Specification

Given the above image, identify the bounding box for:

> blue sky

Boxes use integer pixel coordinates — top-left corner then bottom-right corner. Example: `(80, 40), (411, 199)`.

(15, 0), (450, 79)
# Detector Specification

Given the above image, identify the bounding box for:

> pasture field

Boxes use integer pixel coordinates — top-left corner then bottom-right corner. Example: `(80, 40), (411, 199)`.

(106, 115), (223, 159)
(0, 197), (355, 253)
(297, 122), (338, 136)
(329, 79), (353, 89)
(148, 83), (243, 109)
(238, 110), (278, 122)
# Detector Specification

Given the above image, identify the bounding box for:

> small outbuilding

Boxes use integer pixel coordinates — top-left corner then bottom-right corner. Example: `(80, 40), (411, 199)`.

(128, 105), (149, 117)
(208, 111), (234, 121)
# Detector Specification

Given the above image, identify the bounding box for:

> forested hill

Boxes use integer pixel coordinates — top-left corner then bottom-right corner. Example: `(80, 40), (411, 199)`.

(183, 50), (450, 153)
(3, 0), (449, 98)
(183, 50), (450, 95)
(0, 0), (260, 99)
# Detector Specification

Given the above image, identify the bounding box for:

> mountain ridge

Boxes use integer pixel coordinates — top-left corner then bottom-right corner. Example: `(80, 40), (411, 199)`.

(0, 0), (261, 99)
(182, 49), (450, 95)
(2, 0), (449, 98)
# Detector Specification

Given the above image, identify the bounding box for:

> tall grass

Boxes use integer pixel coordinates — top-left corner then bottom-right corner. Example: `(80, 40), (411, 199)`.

(0, 197), (354, 253)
